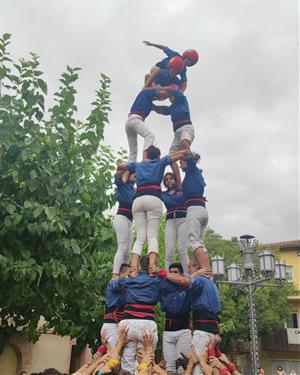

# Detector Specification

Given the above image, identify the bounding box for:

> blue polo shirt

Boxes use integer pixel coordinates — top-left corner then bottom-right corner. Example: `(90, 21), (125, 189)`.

(129, 89), (159, 120)
(161, 283), (191, 331)
(182, 156), (206, 207)
(160, 285), (191, 316)
(127, 156), (172, 199)
(156, 47), (187, 83)
(115, 176), (135, 221)
(106, 279), (123, 308)
(154, 68), (182, 87)
(190, 276), (220, 314)
(162, 189), (187, 219)
(112, 271), (175, 305)
(158, 90), (192, 132)
(115, 176), (135, 205)
(190, 275), (221, 334)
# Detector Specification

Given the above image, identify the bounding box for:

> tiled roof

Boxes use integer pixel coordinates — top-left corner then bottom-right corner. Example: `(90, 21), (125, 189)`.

(261, 240), (300, 249)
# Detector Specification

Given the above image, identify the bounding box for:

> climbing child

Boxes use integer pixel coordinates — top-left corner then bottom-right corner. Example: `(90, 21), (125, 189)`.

(143, 41), (199, 92)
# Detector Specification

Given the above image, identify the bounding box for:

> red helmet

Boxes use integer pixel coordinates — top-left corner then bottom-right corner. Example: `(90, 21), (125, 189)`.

(182, 49), (199, 66)
(167, 56), (185, 74)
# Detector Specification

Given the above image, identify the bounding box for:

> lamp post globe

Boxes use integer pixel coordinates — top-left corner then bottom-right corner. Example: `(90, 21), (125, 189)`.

(275, 260), (287, 281)
(259, 250), (275, 276)
(211, 255), (225, 277)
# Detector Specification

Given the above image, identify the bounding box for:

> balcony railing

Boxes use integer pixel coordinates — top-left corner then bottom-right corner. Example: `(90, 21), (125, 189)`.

(262, 328), (300, 351)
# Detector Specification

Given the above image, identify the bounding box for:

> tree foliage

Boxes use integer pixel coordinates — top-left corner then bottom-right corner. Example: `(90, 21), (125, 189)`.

(0, 33), (119, 352)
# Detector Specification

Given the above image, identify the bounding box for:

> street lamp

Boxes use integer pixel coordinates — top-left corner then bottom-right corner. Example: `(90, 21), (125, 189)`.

(227, 263), (241, 282)
(211, 234), (286, 375)
(274, 260), (287, 280)
(211, 255), (225, 277)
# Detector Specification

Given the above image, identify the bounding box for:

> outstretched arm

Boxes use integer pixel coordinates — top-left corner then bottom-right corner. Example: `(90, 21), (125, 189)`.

(169, 149), (190, 163)
(143, 41), (166, 50)
(192, 267), (212, 278)
(166, 272), (191, 286)
(149, 265), (191, 286)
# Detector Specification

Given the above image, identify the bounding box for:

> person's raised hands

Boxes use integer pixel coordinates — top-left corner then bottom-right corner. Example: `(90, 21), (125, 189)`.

(148, 264), (160, 275)
(152, 363), (168, 375)
(142, 329), (154, 354)
(71, 363), (90, 375)
(218, 352), (230, 366)
(192, 267), (212, 278)
(209, 356), (228, 371)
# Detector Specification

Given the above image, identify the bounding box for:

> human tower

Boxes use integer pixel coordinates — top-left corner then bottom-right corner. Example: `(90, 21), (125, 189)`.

(99, 41), (222, 375)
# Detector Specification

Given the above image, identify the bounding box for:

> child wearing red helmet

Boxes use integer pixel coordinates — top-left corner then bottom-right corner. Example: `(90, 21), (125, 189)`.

(143, 41), (199, 92)
(144, 56), (185, 91)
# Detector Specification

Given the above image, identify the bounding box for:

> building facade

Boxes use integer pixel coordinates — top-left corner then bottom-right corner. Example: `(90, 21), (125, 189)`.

(260, 240), (300, 374)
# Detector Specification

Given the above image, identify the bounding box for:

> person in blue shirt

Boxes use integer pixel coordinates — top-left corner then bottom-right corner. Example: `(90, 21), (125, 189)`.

(150, 262), (220, 375)
(161, 263), (192, 375)
(113, 255), (178, 375)
(100, 263), (130, 349)
(143, 41), (199, 92)
(162, 172), (189, 274)
(118, 146), (189, 276)
(152, 87), (195, 185)
(180, 153), (210, 271)
(144, 59), (184, 91)
(112, 165), (136, 278)
(188, 260), (221, 375)
(152, 88), (194, 153)
(126, 87), (170, 162)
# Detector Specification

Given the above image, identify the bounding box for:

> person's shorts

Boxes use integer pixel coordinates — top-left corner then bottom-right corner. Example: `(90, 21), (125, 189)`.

(169, 124), (195, 153)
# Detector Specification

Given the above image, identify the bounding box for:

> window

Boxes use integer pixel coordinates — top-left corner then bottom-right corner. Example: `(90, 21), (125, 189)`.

(286, 312), (298, 328)
(286, 266), (293, 282)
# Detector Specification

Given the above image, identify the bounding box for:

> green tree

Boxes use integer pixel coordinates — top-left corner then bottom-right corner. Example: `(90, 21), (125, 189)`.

(0, 33), (119, 352)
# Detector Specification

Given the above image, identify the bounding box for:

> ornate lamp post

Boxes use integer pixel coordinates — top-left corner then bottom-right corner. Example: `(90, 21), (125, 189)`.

(211, 234), (286, 375)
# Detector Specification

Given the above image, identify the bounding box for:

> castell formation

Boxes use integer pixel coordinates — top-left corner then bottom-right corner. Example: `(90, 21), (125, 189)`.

(90, 41), (236, 375)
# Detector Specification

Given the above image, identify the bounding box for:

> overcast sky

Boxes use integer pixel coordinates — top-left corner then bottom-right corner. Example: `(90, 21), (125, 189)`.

(1, 0), (299, 243)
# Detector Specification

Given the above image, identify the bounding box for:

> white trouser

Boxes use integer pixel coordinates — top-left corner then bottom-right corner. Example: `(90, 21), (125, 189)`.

(132, 195), (163, 255)
(119, 319), (158, 374)
(125, 114), (155, 162)
(163, 329), (192, 374)
(186, 206), (209, 252)
(192, 330), (215, 375)
(169, 124), (195, 153)
(165, 218), (189, 274)
(100, 322), (119, 348)
(112, 214), (133, 273)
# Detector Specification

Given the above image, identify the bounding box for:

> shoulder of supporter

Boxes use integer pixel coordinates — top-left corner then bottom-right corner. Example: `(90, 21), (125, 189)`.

(160, 155), (173, 166)
(126, 162), (137, 172)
